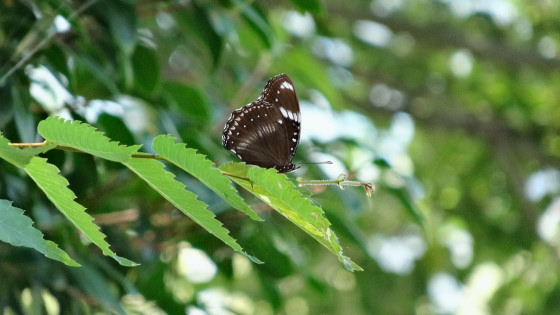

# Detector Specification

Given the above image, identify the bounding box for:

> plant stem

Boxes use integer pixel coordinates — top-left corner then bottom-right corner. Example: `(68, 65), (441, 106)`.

(297, 174), (375, 197)
(8, 141), (168, 161)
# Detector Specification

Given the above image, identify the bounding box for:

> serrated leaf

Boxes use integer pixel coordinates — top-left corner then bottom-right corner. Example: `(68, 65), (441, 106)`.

(220, 162), (362, 272)
(38, 117), (141, 162)
(0, 132), (56, 168)
(152, 135), (261, 221)
(24, 157), (137, 267)
(0, 199), (80, 267)
(124, 157), (261, 263)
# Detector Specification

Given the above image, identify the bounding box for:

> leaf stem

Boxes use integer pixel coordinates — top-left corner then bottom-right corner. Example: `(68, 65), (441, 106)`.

(8, 141), (168, 161)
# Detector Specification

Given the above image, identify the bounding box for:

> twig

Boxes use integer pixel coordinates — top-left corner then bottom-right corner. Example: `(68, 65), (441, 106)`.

(297, 173), (375, 197)
(0, 0), (100, 85)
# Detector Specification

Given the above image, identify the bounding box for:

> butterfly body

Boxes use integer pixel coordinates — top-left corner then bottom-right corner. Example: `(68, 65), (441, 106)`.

(222, 74), (301, 173)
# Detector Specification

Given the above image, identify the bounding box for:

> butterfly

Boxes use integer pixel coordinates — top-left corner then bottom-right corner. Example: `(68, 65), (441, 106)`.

(222, 74), (301, 173)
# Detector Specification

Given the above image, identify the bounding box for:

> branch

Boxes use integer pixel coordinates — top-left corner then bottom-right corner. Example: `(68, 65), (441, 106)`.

(298, 174), (375, 197)
(0, 0), (100, 85)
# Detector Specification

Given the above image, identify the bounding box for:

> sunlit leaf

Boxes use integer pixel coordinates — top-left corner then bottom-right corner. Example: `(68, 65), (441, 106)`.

(220, 162), (362, 271)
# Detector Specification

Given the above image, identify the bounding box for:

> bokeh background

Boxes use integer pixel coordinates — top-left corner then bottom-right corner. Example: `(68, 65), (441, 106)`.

(1, 0), (560, 314)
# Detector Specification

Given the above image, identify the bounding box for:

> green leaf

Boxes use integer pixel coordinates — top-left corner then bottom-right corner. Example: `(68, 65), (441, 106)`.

(93, 0), (137, 55)
(237, 1), (274, 48)
(289, 0), (324, 15)
(388, 187), (424, 225)
(375, 158), (424, 224)
(24, 157), (137, 267)
(152, 135), (261, 221)
(12, 86), (36, 143)
(71, 263), (126, 314)
(0, 132), (55, 168)
(176, 1), (223, 67)
(220, 162), (362, 271)
(124, 157), (261, 263)
(97, 113), (136, 146)
(0, 199), (80, 267)
(37, 117), (141, 163)
(132, 45), (160, 94)
(72, 55), (119, 96)
(162, 82), (211, 123)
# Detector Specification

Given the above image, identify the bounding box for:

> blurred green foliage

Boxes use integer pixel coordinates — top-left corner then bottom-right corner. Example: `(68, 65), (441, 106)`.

(1, 0), (560, 314)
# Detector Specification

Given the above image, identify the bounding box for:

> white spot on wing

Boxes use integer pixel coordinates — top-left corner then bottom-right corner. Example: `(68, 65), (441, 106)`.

(279, 107), (288, 118)
(288, 110), (295, 120)
(280, 81), (294, 91)
(277, 119), (283, 124)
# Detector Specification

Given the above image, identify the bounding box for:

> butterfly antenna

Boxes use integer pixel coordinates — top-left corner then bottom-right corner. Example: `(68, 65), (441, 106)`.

(298, 161), (333, 166)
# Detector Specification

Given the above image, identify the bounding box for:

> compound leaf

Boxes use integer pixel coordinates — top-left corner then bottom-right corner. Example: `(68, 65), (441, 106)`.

(24, 157), (137, 267)
(124, 157), (261, 263)
(153, 135), (261, 221)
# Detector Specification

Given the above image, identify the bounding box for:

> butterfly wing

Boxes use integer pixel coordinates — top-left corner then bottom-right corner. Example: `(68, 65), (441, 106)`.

(222, 74), (301, 173)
